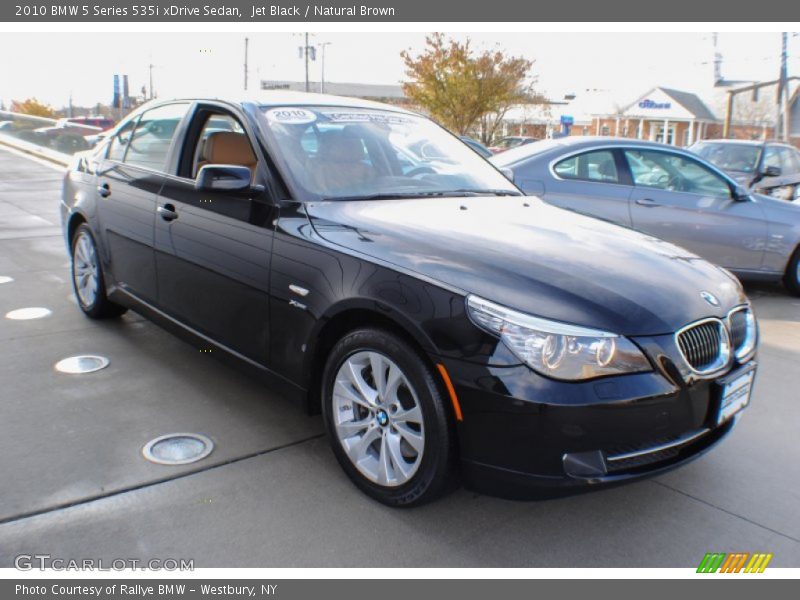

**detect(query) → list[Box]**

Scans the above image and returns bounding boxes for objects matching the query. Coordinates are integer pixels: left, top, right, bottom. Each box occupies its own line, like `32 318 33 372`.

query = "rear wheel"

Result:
784 247 800 297
71 224 127 318
321 328 457 506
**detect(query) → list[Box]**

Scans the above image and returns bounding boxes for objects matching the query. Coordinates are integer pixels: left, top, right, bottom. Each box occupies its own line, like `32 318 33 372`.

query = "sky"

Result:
0 32 797 111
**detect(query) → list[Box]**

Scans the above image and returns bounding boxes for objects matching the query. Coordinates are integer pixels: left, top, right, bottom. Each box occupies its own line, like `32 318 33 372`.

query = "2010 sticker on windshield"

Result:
266 108 317 124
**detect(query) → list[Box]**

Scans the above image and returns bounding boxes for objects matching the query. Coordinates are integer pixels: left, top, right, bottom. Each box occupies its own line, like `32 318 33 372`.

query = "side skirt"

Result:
110 287 308 407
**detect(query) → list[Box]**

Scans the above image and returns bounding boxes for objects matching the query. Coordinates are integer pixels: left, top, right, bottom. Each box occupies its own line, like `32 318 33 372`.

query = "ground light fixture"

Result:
54 355 110 374
142 433 215 466
5 307 52 320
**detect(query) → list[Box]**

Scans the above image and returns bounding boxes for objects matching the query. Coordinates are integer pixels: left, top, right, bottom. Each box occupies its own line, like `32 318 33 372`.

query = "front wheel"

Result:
71 224 127 318
321 328 457 506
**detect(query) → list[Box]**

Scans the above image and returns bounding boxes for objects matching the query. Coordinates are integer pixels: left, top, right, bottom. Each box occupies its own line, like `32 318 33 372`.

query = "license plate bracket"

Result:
715 363 756 425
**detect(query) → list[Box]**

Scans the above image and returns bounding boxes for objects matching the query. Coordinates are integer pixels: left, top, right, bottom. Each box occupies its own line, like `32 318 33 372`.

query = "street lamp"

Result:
318 42 332 94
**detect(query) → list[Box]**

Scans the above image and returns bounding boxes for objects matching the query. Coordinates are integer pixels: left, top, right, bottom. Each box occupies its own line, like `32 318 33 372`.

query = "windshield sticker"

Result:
266 108 317 124
324 111 412 125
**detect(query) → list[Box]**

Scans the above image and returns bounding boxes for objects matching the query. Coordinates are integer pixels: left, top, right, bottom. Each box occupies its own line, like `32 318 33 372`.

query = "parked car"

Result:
492 136 800 296
61 94 757 505
34 116 115 153
489 135 538 154
689 139 800 202
459 136 493 158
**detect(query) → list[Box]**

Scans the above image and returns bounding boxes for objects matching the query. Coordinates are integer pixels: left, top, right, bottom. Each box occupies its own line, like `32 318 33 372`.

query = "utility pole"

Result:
319 41 331 94
148 61 155 100
244 37 249 91
778 32 789 141
304 32 310 92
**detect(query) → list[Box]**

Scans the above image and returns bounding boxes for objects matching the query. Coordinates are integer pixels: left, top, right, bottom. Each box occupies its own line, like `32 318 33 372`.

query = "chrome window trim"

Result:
546 143 740 198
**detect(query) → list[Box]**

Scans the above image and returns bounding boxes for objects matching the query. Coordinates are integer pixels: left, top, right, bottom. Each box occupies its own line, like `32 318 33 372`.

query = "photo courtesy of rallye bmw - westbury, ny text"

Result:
0 0 799 596
15 584 277 597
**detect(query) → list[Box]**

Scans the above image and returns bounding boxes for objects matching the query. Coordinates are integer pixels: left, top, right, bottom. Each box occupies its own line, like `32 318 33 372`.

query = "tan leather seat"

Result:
195 131 257 176
309 127 373 194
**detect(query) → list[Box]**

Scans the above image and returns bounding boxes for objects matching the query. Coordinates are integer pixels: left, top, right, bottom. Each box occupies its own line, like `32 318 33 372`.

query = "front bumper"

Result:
441 335 754 499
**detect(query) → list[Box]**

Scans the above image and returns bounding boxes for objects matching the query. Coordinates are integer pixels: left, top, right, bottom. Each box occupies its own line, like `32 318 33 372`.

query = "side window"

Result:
625 149 731 197
778 147 799 173
762 147 781 172
123 103 190 171
191 113 251 178
106 117 138 162
554 150 619 183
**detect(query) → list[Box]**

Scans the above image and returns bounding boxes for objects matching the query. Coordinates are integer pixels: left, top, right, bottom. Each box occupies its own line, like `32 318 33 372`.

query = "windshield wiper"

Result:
322 192 444 202
436 188 523 197
324 189 522 202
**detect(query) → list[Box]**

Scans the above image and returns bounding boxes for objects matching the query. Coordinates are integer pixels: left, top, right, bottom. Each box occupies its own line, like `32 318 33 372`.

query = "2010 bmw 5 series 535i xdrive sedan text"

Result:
60 93 758 506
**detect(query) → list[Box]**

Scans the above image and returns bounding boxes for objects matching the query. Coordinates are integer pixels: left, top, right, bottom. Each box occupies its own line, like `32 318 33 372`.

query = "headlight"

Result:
466 295 651 381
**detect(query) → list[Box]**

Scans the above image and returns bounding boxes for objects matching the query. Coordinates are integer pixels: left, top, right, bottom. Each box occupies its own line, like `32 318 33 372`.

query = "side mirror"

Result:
733 185 752 202
762 165 781 178
196 164 252 192
499 167 515 182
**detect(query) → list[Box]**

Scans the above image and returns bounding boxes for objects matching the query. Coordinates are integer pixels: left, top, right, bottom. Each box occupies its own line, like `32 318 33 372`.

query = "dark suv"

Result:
690 139 800 202
61 94 758 505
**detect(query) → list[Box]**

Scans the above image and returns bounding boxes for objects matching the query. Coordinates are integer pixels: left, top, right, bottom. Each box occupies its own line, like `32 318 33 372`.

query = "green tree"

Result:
401 34 535 141
10 97 56 118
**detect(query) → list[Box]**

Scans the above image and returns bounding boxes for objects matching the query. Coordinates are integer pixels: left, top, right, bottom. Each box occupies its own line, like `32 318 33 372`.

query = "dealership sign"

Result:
638 99 672 110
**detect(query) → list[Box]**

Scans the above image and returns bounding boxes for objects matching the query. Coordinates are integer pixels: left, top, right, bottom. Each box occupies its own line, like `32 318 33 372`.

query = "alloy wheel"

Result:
72 231 99 308
332 351 425 487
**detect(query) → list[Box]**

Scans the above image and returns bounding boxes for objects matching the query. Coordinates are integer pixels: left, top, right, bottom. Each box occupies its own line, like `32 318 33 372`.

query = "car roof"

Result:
490 136 687 166
150 91 417 115
692 139 766 147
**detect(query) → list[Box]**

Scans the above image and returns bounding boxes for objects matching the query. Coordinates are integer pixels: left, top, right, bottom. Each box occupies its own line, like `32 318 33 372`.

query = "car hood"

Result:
305 196 746 336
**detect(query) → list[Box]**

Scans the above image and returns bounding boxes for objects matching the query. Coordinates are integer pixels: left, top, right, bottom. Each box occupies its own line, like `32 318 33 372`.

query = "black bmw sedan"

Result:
60 93 758 506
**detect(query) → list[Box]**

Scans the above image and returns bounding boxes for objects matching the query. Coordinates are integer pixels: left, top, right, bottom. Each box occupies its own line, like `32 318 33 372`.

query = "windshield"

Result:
258 105 520 201
691 142 761 174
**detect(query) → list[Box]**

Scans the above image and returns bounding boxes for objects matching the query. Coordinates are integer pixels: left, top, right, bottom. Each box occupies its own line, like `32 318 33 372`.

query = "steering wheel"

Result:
405 166 436 178
665 175 688 192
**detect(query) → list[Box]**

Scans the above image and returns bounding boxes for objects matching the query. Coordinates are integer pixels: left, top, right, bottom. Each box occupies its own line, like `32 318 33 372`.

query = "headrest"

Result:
317 127 365 163
203 132 256 166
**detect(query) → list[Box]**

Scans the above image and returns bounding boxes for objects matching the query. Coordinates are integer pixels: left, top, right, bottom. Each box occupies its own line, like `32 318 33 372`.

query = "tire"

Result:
321 328 457 506
784 247 800 297
70 224 127 319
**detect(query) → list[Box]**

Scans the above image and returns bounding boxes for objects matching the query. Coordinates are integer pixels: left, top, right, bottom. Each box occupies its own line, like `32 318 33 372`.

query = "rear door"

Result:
624 147 767 271
94 103 190 303
153 104 277 364
535 148 634 227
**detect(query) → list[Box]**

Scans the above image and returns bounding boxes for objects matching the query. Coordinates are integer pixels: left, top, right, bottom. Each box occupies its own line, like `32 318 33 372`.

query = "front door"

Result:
624 148 767 271
154 107 277 364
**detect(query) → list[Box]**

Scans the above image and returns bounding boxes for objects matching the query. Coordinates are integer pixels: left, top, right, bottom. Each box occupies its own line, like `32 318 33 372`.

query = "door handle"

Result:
97 183 111 198
635 198 661 207
157 204 178 222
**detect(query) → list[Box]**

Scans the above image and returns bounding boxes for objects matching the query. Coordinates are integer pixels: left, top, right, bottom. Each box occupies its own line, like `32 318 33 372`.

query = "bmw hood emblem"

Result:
700 291 721 307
